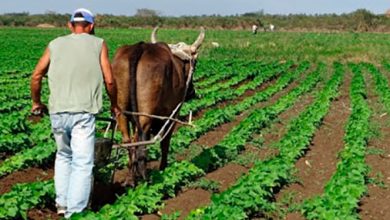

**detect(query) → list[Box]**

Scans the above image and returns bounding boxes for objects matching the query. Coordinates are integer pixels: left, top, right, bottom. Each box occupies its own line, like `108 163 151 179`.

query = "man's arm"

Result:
100 41 120 116
31 47 50 113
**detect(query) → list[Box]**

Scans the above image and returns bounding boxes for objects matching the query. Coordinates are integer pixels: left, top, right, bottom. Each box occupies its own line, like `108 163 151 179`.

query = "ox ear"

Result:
192 51 199 60
151 26 159 43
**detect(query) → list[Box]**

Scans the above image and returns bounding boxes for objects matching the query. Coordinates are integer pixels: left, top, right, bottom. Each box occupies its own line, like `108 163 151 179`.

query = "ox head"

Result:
151 26 205 101
151 26 205 61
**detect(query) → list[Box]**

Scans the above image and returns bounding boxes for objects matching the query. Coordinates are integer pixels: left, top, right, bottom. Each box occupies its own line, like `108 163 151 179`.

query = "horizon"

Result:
1 9 388 17
0 0 389 17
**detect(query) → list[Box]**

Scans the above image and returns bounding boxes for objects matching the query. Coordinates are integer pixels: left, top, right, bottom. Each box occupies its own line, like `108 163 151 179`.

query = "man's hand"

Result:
31 102 48 116
111 105 121 118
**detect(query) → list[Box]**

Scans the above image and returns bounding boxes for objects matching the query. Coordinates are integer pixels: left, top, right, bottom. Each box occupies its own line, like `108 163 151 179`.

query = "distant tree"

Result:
135 8 161 17
4 12 29 16
242 10 264 17
350 9 378 31
44 10 57 15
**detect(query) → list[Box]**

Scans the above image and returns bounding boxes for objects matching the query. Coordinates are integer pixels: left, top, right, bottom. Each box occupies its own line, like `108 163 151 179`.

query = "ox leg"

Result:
136 132 149 180
123 128 138 187
117 114 131 143
117 114 137 187
123 147 137 187
160 128 173 170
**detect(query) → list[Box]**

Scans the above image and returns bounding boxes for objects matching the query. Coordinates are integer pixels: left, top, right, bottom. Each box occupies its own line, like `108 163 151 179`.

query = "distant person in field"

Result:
269 24 275 32
252 24 258 35
30 8 120 218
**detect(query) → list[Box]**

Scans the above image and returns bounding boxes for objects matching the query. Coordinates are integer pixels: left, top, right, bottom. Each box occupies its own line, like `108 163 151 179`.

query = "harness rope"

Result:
113 57 195 149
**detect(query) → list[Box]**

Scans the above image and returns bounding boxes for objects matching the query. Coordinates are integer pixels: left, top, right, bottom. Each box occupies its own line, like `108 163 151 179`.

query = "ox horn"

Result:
191 27 205 51
151 26 159 43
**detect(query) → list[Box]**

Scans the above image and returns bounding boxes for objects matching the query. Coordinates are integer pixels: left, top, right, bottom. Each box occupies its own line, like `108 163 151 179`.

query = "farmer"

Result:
30 8 120 218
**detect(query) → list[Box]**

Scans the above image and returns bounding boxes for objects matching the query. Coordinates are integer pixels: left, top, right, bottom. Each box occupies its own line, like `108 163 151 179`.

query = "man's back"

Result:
47 33 104 114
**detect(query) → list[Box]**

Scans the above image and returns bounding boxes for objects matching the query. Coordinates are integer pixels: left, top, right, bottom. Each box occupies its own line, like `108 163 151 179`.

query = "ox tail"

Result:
129 42 145 136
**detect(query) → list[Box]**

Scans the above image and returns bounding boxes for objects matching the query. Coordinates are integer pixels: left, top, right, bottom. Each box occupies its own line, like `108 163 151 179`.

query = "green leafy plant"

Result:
302 63 370 219
186 178 221 193
187 62 344 219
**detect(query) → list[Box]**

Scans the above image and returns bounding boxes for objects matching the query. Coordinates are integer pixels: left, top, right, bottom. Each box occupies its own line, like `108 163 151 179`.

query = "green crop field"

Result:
1 27 390 219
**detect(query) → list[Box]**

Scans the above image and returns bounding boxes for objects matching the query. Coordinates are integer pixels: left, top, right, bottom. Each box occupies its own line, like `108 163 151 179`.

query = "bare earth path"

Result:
359 68 390 220
270 72 351 220
142 67 320 219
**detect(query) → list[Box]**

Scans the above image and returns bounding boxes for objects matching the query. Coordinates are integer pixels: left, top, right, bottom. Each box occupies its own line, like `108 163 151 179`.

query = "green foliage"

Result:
1 28 389 219
350 9 378 31
302 63 370 219
232 152 259 167
0 122 56 177
186 178 221 193
75 60 317 218
188 62 344 219
72 161 204 219
364 63 390 114
148 61 294 161
367 172 387 189
1 11 389 32
161 211 181 220
0 180 54 220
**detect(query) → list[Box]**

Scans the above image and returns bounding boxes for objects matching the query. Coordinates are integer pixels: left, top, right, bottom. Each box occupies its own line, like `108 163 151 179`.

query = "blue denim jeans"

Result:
50 112 95 218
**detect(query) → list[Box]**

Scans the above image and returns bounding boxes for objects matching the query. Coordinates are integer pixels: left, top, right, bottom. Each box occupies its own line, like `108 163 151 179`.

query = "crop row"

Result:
196 62 271 96
0 180 55 219
0 61 314 219
122 61 306 165
109 61 311 188
0 111 30 135
0 114 51 156
0 63 300 218
0 60 261 155
0 72 31 82
69 62 322 219
195 60 265 89
0 99 31 114
364 63 390 113
0 60 286 176
180 61 290 116
302 63 370 219
186 62 344 219
0 60 257 149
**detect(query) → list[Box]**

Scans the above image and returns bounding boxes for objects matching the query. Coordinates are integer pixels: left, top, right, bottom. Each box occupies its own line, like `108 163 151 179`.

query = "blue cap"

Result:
70 8 94 24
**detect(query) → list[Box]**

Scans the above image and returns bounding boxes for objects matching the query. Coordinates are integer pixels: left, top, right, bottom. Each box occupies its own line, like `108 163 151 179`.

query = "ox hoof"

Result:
122 178 136 188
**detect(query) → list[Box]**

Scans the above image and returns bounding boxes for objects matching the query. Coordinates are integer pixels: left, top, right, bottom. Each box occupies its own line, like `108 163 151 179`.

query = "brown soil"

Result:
6 71 276 219
169 74 282 164
258 88 316 154
143 163 249 220
274 73 351 220
175 67 282 136
206 163 249 189
14 64 387 220
140 68 320 219
359 71 390 220
184 67 304 152
174 75 281 161
28 206 60 220
190 72 280 123
142 189 212 220
0 167 54 195
246 79 319 168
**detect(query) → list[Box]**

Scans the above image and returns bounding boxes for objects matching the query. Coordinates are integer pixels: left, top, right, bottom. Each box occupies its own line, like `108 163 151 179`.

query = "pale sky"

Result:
0 0 388 16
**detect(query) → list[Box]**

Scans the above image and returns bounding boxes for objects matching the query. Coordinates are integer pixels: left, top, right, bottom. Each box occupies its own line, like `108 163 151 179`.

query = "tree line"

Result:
1 9 389 32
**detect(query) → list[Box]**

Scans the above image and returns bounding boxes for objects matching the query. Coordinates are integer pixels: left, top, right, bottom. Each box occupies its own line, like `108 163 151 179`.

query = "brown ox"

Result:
112 27 205 185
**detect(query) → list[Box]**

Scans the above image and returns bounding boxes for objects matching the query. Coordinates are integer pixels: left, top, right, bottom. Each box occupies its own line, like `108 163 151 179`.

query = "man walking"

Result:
30 8 120 218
